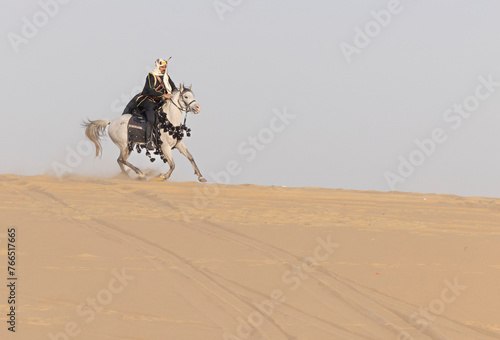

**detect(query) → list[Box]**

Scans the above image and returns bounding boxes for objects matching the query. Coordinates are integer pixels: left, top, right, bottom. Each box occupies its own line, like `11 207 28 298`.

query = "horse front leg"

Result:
175 141 207 182
158 145 175 181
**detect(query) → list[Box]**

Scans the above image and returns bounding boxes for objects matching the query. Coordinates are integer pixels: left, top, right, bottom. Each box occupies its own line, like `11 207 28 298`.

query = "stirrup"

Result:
146 141 154 150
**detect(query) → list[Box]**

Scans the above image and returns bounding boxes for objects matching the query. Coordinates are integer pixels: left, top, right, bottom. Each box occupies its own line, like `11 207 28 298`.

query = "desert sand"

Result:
1 174 500 340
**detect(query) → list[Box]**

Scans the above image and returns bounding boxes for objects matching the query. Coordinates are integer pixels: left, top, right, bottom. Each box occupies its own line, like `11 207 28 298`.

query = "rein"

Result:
169 90 197 128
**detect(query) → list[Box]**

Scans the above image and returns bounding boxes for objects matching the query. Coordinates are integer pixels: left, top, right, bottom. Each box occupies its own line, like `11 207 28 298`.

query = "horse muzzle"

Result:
192 104 201 114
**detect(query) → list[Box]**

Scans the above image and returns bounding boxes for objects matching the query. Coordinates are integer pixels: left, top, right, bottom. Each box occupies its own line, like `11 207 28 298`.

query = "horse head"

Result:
179 84 201 114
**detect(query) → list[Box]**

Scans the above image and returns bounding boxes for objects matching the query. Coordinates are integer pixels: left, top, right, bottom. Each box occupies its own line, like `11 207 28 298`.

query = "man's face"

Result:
159 65 167 74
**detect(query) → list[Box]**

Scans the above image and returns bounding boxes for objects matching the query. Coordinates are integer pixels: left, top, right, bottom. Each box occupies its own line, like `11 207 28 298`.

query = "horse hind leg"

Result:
118 146 146 180
117 148 129 175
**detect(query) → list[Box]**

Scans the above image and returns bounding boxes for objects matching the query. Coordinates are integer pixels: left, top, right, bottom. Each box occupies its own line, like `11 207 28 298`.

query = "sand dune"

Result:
1 174 500 340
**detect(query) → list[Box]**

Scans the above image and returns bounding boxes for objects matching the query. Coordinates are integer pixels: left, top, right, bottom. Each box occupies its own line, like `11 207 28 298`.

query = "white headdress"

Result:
151 58 172 93
152 58 167 76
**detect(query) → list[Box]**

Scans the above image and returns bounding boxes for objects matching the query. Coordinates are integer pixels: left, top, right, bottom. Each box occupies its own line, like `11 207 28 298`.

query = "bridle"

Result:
169 89 197 113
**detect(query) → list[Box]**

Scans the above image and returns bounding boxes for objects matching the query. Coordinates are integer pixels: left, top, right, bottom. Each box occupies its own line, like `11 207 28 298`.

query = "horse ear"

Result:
188 84 192 90
179 83 184 91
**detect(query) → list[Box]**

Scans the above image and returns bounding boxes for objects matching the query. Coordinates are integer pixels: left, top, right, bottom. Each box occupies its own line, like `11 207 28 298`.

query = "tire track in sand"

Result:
1 181 321 340
3 178 499 340
123 185 500 340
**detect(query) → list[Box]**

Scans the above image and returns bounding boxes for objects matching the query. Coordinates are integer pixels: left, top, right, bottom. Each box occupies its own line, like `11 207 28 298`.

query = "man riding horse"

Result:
123 58 177 150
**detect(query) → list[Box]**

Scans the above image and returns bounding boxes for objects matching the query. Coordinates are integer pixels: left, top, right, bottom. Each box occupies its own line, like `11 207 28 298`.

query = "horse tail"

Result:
82 119 111 158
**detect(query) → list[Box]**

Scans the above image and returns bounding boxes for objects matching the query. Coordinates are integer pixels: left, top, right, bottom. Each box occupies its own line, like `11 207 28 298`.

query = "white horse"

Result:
83 84 206 182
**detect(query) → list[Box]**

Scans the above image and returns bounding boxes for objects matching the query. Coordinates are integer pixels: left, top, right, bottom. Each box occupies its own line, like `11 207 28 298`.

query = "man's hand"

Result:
163 94 171 99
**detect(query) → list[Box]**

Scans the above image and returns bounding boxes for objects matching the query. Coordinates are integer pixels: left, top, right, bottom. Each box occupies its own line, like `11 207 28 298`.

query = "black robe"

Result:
122 73 177 115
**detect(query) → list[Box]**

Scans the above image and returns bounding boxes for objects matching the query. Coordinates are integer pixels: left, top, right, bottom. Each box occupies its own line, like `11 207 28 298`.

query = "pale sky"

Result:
2 0 500 198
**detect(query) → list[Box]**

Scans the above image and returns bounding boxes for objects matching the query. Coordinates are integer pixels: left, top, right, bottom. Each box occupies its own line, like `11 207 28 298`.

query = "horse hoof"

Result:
198 177 207 183
150 176 165 182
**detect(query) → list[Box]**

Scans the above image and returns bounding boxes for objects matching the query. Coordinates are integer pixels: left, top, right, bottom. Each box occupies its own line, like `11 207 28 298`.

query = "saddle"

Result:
126 113 166 163
126 104 167 155
125 96 163 149
127 115 148 146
